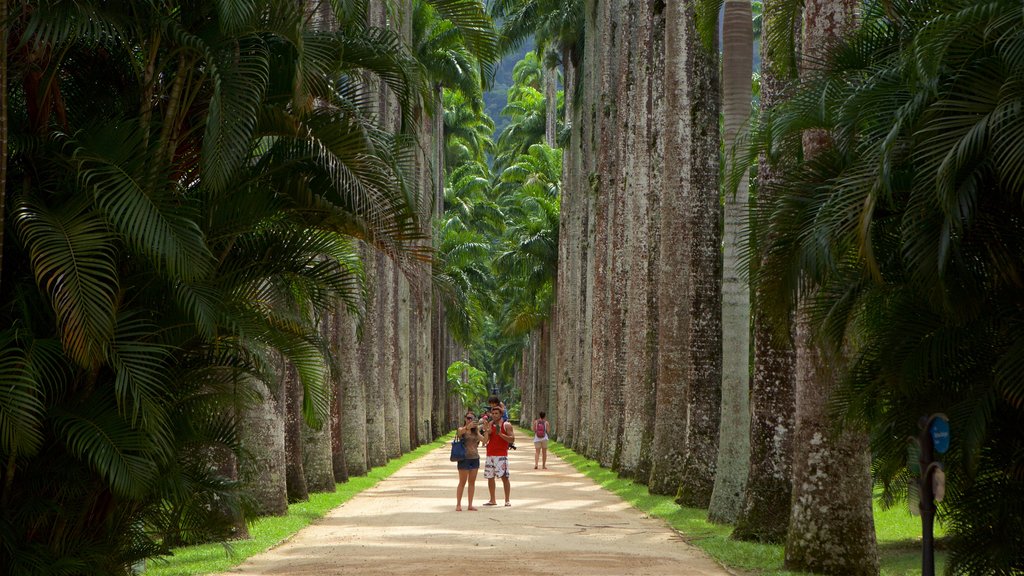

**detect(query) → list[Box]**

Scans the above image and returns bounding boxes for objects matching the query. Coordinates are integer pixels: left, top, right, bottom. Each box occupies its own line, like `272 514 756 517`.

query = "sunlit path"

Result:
215 433 729 576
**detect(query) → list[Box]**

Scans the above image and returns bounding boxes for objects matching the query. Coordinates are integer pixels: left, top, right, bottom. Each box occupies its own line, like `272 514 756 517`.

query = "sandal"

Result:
504 501 512 507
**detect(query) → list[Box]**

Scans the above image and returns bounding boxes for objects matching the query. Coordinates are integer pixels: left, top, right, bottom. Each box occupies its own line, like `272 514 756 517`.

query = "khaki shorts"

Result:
533 437 549 449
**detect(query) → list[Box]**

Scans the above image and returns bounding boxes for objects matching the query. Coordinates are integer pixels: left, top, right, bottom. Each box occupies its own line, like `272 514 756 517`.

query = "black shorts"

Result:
457 458 480 470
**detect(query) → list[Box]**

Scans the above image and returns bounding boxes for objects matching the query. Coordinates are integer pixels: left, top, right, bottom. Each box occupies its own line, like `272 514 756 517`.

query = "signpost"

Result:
918 413 949 576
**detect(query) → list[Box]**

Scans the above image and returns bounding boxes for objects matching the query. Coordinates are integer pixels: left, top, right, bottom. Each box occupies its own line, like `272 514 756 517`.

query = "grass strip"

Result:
547 441 945 576
146 437 448 576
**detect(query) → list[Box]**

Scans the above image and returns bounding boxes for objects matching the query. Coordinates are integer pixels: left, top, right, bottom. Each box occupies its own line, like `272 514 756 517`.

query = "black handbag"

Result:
450 436 467 461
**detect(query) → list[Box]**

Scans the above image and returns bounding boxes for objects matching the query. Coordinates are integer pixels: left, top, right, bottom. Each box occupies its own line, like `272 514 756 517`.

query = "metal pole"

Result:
919 417 935 576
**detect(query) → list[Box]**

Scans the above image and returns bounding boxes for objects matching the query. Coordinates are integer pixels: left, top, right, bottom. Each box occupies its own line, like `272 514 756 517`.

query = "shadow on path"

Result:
215 431 730 576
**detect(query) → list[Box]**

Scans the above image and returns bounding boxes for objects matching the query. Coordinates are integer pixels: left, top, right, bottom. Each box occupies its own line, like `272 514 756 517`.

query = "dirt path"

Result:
216 432 732 576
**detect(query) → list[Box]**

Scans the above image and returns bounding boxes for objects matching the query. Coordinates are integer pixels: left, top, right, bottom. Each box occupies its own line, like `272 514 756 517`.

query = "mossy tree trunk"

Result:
783 0 879 570
732 0 796 539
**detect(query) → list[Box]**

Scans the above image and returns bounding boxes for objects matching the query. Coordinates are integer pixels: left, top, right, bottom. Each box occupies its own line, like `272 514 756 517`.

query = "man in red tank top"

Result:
483 406 515 506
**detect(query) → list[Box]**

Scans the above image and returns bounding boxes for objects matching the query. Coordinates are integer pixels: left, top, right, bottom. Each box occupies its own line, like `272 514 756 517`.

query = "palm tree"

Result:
653 0 724 507
708 0 753 524
493 78 549 172
757 0 1024 570
617 0 661 483
764 0 881 571
0 0 426 569
731 0 798 542
443 90 495 169
489 0 584 143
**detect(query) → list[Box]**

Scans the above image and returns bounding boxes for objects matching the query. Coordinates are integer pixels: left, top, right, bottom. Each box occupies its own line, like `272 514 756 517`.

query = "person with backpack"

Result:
532 412 550 470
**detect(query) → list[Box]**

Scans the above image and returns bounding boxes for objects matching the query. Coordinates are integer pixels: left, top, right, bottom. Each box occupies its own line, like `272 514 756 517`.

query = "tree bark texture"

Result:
708 0 753 524
619 0 660 482
545 61 558 148
338 306 367 478
397 270 412 454
784 313 878 574
284 361 309 503
362 246 388 469
783 0 879 570
302 317 337 493
732 0 796 538
662 0 723 510
239 375 288 516
330 309 349 483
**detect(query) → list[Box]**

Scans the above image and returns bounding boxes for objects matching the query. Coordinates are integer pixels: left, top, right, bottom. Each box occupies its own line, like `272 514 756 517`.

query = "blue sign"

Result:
929 415 950 454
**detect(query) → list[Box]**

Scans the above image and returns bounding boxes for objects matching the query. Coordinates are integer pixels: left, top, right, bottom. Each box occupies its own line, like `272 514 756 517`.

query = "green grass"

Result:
145 437 447 576
547 442 948 576
149 434 945 576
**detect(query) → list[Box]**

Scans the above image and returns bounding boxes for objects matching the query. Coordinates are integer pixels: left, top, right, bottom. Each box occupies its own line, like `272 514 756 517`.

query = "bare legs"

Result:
466 469 478 510
488 476 511 505
456 469 468 511
457 468 479 511
534 443 549 469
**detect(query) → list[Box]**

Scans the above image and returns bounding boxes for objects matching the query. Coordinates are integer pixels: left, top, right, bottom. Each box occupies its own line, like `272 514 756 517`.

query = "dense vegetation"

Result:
0 0 1021 574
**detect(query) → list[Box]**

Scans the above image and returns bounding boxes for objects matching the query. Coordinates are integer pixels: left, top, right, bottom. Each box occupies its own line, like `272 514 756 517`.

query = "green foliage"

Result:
446 360 491 408
443 90 495 168
754 0 1024 571
0 0 425 572
489 0 585 65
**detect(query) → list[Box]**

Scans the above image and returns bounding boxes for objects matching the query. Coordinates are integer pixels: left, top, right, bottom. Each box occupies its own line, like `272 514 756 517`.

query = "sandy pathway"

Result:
216 432 731 576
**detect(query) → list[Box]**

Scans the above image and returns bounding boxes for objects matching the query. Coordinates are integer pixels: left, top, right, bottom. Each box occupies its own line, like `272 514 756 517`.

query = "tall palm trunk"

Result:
338 305 367 477
555 44 587 448
239 375 288 516
708 0 753 524
363 247 388 468
284 361 309 503
668 0 723 509
620 0 659 481
732 0 797 539
302 317 337 493
598 0 636 471
330 313 349 482
576 6 600 455
397 271 412 454
650 0 697 497
544 59 558 147
584 0 622 460
783 0 879 571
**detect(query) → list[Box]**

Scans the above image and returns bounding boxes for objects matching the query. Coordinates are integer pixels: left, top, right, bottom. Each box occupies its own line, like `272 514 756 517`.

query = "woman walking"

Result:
532 411 550 469
455 411 483 511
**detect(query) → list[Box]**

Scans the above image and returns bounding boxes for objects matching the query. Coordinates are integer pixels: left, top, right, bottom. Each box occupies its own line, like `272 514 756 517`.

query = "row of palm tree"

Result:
751 0 1024 570
506 0 1023 572
0 0 504 572
431 43 564 413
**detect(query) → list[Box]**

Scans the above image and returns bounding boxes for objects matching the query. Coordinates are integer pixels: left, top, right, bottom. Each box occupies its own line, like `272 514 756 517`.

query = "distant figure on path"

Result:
455 411 483 511
532 412 549 469
483 405 515 506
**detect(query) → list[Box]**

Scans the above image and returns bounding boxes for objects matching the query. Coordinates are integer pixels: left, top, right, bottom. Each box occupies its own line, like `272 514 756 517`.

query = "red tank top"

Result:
486 421 510 456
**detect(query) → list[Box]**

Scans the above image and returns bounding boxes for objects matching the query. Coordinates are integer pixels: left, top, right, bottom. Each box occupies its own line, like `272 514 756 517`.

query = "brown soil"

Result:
216 431 732 576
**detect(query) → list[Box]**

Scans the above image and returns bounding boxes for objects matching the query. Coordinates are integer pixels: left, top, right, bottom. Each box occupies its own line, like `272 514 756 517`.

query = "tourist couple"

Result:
454 399 551 511
454 398 511 511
